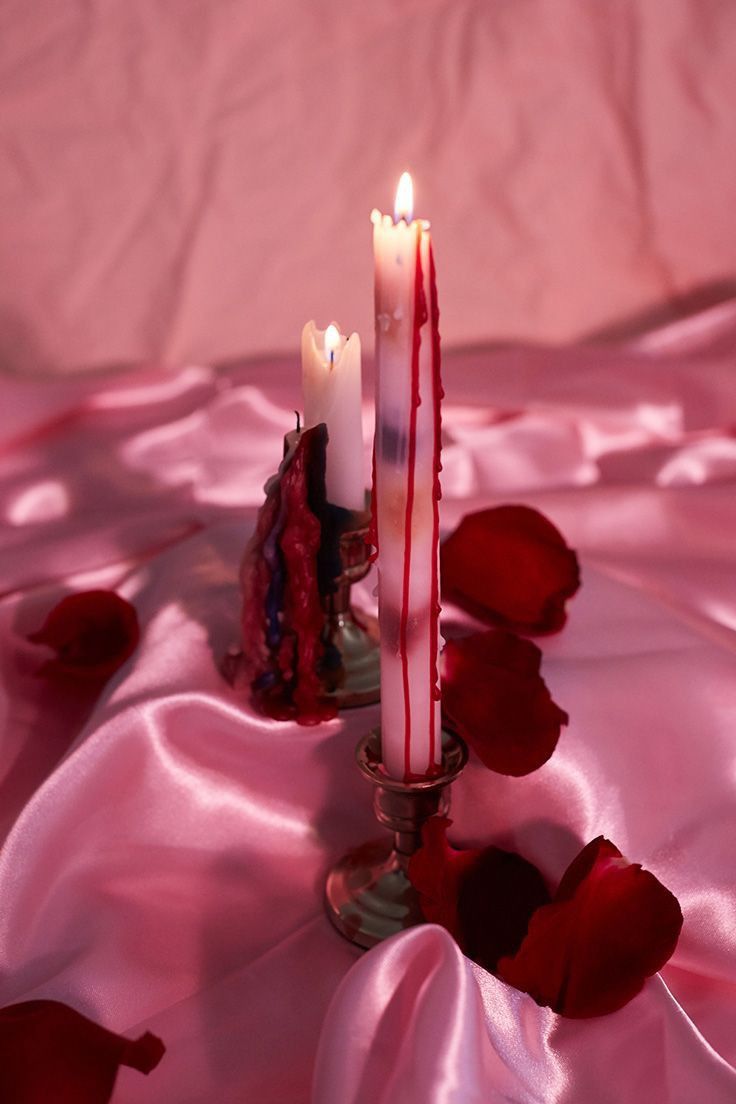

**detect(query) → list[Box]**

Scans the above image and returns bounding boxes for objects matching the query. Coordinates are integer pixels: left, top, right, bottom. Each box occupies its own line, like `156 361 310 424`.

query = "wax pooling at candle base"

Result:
372 175 443 780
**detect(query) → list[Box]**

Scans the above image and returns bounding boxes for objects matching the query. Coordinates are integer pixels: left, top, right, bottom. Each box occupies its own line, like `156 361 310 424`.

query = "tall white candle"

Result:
372 173 442 780
301 321 365 513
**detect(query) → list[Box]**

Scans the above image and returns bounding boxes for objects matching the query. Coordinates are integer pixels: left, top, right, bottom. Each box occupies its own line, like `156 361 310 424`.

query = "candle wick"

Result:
295 410 301 432
329 350 335 366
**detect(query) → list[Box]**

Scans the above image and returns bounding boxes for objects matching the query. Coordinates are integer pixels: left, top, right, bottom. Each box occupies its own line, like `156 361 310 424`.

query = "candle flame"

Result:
324 323 341 364
394 172 413 223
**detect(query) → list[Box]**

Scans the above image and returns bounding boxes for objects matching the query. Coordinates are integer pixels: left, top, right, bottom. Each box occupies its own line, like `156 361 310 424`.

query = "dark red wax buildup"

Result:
240 424 338 724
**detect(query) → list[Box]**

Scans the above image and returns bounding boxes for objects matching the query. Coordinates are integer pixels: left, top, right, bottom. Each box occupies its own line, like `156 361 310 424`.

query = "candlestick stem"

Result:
324 511 380 709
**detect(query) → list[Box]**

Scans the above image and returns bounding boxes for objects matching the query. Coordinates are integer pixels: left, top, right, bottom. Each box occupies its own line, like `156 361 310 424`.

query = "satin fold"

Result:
1 302 736 1101
314 927 736 1104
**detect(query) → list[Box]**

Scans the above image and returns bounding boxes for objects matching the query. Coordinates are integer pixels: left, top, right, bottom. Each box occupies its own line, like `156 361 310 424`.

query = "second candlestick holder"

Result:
325 727 468 949
325 511 380 708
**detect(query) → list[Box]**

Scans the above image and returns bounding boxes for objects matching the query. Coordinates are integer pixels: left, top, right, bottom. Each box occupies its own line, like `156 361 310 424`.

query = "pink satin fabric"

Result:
1 304 736 1101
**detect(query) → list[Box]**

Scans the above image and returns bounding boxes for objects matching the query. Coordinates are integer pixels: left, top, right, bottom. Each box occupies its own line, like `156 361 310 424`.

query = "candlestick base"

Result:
325 727 467 949
324 511 380 709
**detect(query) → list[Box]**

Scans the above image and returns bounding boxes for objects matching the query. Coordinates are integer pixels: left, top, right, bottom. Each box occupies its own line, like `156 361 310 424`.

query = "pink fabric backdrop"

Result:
0 301 735 1101
2 0 736 375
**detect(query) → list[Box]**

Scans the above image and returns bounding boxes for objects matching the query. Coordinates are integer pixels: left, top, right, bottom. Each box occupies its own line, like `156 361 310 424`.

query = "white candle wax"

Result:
301 321 365 513
372 174 442 780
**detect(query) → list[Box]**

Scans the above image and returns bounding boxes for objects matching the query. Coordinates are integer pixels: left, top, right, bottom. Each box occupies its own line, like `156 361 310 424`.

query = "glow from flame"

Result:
394 172 414 223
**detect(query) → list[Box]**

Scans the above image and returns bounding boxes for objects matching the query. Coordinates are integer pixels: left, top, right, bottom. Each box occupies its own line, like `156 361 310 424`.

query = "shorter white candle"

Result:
301 320 365 513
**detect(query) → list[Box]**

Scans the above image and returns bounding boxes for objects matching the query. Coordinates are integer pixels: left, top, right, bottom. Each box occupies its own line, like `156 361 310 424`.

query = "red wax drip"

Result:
240 427 335 724
240 481 281 676
399 229 427 779
367 440 378 562
427 242 443 774
279 441 328 721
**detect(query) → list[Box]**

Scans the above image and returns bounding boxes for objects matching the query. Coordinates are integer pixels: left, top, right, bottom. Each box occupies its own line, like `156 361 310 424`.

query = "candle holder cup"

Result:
324 509 380 709
325 727 468 949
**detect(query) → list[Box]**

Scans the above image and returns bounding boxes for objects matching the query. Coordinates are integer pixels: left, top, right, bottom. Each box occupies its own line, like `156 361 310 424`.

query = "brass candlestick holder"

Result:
324 510 380 709
325 727 468 949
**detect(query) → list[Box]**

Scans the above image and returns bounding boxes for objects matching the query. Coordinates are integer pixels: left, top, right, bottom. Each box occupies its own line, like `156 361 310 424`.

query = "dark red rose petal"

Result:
0 1000 165 1103
441 629 568 776
28 591 140 682
497 836 684 1017
408 817 551 972
407 816 477 939
441 505 580 633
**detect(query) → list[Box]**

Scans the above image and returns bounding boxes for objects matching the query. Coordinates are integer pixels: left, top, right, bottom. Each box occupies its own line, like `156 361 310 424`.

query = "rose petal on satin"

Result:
441 504 581 633
408 817 551 972
27 590 140 681
407 816 480 940
0 1000 164 1103
497 836 684 1017
441 629 568 776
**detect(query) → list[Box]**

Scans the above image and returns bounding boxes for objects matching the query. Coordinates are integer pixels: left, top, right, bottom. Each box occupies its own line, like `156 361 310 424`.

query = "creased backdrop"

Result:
0 301 735 1101
1 0 736 374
